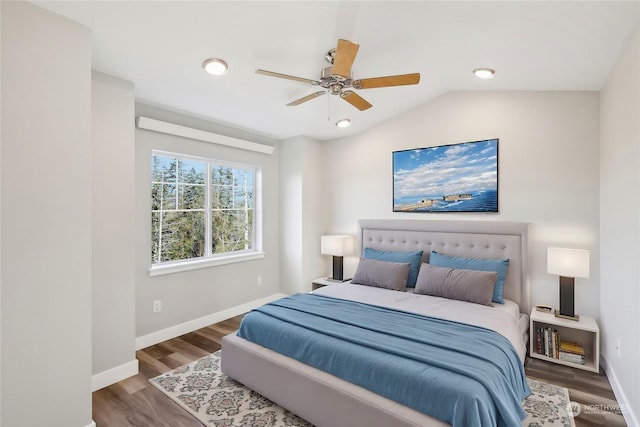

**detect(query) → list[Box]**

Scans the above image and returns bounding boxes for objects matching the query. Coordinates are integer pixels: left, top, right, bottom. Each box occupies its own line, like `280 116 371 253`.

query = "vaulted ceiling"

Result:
34 1 639 141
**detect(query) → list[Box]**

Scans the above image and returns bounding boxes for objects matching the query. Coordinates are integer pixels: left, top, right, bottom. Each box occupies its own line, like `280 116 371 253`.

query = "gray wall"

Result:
600 25 640 426
1 2 93 426
321 91 601 318
134 103 281 340
91 72 137 384
279 136 327 294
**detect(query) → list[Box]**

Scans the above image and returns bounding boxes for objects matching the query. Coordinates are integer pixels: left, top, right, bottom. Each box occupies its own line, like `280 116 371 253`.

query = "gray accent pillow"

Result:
352 258 410 291
414 263 497 306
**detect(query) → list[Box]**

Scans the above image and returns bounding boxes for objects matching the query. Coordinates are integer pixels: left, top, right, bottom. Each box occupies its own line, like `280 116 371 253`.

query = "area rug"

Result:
150 351 575 427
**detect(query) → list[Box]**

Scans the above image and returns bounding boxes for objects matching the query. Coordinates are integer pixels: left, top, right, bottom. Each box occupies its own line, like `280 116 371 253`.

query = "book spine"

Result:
544 328 550 357
559 348 585 355
559 353 585 361
559 352 585 364
559 343 585 355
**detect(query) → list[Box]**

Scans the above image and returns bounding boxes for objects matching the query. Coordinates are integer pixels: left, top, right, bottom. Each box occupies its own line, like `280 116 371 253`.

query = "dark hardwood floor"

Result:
525 357 626 426
93 315 626 426
92 315 243 427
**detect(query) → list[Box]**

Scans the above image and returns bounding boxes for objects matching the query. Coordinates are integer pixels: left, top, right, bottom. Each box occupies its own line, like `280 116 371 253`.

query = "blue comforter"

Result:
237 293 530 427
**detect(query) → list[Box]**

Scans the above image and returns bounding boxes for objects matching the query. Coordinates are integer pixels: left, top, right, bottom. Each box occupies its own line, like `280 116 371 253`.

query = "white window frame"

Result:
150 150 264 276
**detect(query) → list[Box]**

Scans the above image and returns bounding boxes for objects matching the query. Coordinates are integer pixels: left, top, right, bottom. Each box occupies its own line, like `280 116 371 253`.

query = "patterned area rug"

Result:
523 378 576 427
150 351 575 427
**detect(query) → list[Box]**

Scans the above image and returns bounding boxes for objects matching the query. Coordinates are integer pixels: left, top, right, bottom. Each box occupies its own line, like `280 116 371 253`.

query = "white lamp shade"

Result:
321 235 353 256
547 248 590 278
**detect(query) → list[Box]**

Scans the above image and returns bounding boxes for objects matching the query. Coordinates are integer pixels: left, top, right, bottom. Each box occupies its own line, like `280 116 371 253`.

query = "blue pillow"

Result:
429 251 510 304
363 248 423 288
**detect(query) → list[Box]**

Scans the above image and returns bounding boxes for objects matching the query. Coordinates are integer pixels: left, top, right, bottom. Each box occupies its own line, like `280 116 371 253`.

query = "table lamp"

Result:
547 247 590 321
321 235 353 282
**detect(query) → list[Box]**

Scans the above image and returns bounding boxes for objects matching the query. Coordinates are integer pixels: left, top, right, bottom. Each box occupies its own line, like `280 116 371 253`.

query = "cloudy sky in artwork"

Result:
393 139 498 199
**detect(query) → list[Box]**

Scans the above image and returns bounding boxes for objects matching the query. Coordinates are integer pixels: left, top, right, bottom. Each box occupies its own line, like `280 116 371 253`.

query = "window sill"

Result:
149 252 266 276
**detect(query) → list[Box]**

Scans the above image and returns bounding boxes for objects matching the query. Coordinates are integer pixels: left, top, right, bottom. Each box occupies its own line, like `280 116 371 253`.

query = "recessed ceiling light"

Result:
336 119 351 128
202 58 228 76
473 68 495 79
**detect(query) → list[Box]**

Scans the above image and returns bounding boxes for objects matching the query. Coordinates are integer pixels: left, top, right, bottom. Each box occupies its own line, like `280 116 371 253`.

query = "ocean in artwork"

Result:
394 189 498 213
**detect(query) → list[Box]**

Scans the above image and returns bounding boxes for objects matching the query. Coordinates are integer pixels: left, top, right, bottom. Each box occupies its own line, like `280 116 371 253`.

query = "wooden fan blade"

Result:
354 73 420 89
332 39 359 79
340 90 372 111
256 69 319 85
287 91 327 106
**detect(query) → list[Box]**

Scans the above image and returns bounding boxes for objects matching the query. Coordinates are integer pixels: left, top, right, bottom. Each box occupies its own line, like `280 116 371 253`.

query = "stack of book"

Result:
535 326 559 358
535 327 586 365
559 341 586 365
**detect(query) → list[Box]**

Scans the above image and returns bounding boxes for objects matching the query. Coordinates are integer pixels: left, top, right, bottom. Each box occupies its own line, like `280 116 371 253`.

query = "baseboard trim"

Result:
92 359 139 392
601 356 639 427
135 293 287 350
86 421 97 427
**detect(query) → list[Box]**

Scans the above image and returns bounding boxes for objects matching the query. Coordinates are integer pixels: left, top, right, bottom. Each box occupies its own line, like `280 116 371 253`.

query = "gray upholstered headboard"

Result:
357 219 530 313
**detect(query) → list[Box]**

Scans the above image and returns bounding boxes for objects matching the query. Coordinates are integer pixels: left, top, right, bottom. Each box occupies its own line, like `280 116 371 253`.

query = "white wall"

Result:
0 4 3 419
279 136 327 294
300 138 328 286
600 25 640 427
322 91 601 317
91 72 137 388
1 2 93 426
134 103 281 341
279 138 304 294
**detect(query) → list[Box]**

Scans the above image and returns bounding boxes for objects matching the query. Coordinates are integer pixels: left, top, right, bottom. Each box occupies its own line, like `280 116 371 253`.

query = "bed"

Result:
221 219 531 427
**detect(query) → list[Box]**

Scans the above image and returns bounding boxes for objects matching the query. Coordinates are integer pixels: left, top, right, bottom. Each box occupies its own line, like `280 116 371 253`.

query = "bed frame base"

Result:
221 333 447 427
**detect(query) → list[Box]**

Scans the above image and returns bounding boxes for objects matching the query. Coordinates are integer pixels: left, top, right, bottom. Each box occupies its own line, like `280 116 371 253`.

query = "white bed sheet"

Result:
313 283 528 362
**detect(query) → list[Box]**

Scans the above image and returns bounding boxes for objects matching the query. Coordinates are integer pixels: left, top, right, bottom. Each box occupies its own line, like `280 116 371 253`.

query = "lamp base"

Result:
554 310 580 321
330 255 345 281
325 277 352 283
558 275 578 319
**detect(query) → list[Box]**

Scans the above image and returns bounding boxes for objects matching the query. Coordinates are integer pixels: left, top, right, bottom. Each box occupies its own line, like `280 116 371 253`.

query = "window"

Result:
151 151 261 271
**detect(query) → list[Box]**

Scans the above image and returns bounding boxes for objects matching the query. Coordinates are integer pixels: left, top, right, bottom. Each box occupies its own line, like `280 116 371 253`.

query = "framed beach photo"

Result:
393 138 499 213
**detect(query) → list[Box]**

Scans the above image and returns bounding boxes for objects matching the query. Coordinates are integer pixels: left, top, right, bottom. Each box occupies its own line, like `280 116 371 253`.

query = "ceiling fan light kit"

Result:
256 39 420 111
202 58 228 76
473 68 495 79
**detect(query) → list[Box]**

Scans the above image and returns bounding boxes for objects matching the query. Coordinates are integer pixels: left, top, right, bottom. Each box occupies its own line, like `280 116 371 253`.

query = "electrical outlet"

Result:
153 300 162 313
616 338 621 358
257 276 263 287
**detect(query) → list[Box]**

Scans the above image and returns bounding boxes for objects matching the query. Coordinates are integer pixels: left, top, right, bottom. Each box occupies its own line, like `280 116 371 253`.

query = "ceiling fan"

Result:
256 39 420 111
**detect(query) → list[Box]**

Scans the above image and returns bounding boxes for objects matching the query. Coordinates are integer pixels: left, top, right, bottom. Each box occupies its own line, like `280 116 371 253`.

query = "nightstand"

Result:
529 307 600 373
311 277 351 291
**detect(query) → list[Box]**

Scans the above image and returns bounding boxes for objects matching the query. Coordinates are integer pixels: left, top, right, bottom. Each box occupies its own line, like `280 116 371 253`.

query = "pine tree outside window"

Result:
151 151 259 269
